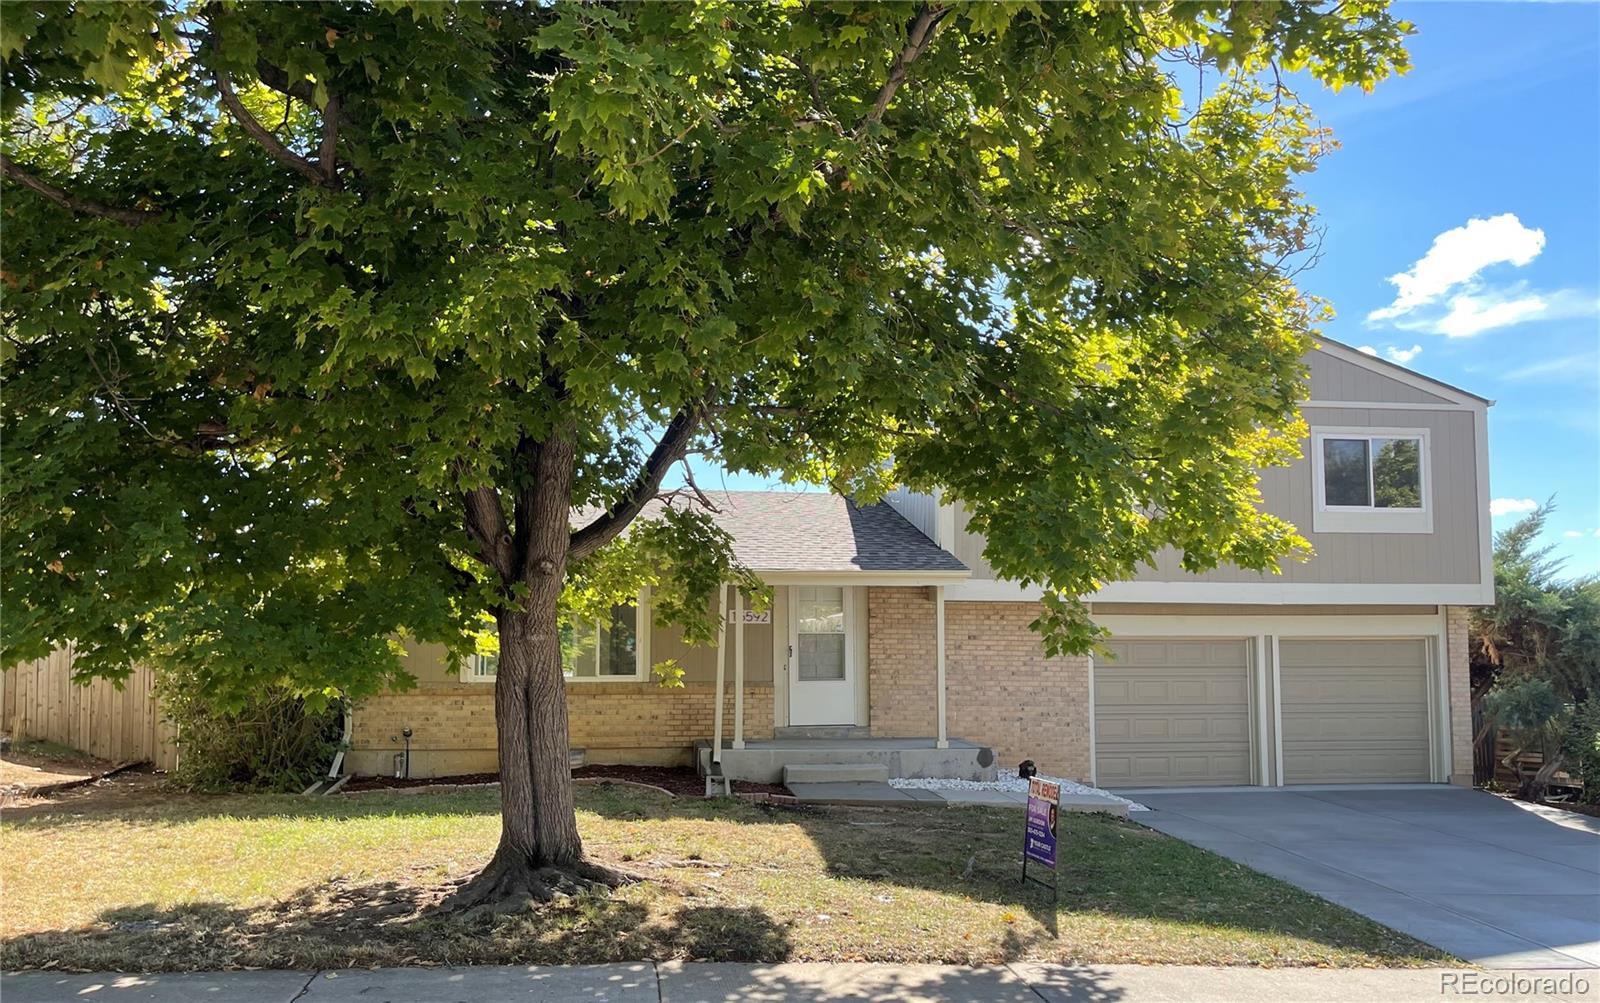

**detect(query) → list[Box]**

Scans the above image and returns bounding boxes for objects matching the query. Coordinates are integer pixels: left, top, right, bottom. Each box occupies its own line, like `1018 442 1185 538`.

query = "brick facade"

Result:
866 587 939 737
945 601 1091 780
865 588 1091 780
348 680 773 778
1445 605 1473 785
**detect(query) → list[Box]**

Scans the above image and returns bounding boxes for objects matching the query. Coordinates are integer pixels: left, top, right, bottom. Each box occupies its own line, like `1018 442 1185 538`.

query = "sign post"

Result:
1022 776 1060 894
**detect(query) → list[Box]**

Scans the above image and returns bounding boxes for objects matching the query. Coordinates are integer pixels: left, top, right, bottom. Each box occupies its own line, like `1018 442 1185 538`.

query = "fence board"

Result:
0 651 177 770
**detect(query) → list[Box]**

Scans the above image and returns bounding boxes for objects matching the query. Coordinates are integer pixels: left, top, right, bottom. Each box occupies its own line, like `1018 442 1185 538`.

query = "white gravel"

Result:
887 774 1149 811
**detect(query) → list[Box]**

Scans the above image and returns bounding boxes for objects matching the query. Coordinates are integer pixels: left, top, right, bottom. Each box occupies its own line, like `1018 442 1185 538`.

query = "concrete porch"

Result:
695 736 999 785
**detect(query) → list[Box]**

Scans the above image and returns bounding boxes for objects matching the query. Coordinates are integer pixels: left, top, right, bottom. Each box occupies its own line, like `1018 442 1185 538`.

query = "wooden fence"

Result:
1 649 179 769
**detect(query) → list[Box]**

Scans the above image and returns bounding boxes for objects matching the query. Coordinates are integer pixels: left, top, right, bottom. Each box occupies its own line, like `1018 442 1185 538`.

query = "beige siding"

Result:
952 504 996 580
1092 603 1438 617
946 347 1485 590
884 486 940 541
1306 349 1452 404
1126 406 1482 586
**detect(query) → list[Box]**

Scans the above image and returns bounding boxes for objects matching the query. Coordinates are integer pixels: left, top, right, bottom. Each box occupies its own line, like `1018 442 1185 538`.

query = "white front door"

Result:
788 585 856 726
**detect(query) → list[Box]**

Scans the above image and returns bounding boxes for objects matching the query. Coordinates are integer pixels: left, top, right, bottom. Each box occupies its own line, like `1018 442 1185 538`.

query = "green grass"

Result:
0 784 1451 971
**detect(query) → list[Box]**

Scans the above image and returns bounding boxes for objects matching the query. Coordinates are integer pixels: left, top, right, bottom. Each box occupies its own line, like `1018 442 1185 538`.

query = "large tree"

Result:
2 2 1408 907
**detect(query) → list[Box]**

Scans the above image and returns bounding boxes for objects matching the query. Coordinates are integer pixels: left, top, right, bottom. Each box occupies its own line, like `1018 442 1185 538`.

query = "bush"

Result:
163 682 345 792
1563 699 1600 805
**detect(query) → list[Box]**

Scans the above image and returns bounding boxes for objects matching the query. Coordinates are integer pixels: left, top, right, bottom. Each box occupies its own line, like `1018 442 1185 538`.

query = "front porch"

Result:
695 735 997 785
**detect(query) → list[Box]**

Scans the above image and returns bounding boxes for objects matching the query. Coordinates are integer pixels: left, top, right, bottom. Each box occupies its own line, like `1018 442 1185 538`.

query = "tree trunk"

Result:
443 436 629 913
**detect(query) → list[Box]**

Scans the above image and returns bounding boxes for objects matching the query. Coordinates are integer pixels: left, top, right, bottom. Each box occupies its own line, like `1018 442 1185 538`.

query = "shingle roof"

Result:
589 490 969 575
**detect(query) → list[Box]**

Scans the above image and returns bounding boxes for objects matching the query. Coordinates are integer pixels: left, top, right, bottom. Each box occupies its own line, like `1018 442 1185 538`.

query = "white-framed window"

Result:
466 653 499 681
561 603 645 682
462 592 649 683
1311 427 1432 534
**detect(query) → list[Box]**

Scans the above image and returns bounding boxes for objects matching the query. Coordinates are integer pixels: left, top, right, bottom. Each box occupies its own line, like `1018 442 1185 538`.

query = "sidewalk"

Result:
5 962 1595 1002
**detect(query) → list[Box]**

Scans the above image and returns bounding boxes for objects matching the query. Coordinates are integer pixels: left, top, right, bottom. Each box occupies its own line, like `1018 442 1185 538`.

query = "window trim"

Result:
1310 426 1433 535
462 589 650 684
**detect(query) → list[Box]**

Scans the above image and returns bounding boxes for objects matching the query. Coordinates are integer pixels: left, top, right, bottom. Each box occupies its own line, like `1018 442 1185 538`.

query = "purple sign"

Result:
1024 778 1060 870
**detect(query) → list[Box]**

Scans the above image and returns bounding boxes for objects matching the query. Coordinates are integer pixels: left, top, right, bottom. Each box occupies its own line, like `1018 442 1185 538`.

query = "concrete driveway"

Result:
1129 786 1600 969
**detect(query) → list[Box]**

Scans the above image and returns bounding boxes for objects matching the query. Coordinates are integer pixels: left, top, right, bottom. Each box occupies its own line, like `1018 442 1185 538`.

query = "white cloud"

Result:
1369 213 1546 324
1433 289 1548 338
1365 214 1596 338
1566 530 1585 538
1357 344 1422 364
1490 498 1539 518
1502 352 1600 383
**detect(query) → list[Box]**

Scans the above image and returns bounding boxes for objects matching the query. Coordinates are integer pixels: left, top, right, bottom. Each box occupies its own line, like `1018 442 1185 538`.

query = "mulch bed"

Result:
343 764 790 798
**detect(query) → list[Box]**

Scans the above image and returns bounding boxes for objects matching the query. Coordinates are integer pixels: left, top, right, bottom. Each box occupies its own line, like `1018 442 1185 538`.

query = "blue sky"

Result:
689 2 1600 578
1299 1 1599 576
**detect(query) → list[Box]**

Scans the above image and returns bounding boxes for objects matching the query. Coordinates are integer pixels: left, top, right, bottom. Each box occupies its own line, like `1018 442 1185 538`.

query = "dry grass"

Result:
0 782 1452 971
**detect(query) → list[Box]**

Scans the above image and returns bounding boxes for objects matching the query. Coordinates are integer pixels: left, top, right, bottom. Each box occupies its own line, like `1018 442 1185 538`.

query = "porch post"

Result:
733 588 746 749
712 582 728 764
936 584 948 749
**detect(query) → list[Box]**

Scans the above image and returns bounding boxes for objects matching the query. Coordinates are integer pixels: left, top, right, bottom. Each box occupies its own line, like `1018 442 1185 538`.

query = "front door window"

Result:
796 587 846 681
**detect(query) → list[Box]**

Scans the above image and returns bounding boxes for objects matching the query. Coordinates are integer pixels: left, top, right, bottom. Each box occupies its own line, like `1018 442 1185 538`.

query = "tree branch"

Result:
254 57 318 103
856 5 951 137
462 484 516 582
213 69 341 190
568 405 703 563
0 154 163 226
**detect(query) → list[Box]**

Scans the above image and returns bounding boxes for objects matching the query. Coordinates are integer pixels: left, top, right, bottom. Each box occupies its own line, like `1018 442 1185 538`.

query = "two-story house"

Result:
348 337 1491 789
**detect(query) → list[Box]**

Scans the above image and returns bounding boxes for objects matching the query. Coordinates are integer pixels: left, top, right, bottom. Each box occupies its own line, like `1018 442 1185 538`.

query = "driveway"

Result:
1129 786 1600 969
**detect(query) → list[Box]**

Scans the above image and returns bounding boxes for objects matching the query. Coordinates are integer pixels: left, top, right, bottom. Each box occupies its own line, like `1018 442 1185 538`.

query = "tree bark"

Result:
443 434 628 913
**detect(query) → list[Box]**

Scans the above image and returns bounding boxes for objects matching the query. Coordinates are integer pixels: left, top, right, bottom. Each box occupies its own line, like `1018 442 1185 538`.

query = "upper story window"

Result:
463 600 645 683
1311 427 1432 534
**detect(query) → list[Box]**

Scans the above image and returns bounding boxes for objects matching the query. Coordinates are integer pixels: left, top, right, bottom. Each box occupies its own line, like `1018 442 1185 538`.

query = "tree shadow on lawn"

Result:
3 784 1443 969
2 880 796 973
1 780 504 828
584 790 1448 966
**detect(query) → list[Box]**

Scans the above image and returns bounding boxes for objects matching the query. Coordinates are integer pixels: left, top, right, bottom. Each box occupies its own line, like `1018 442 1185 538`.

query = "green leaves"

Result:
3 1 1408 697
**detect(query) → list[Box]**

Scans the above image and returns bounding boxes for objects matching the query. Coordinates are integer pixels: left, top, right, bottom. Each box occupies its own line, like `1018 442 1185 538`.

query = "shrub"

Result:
1563 699 1600 805
163 682 345 792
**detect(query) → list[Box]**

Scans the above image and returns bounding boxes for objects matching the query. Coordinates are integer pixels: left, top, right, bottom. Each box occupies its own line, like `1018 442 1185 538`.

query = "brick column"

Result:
1446 605 1474 785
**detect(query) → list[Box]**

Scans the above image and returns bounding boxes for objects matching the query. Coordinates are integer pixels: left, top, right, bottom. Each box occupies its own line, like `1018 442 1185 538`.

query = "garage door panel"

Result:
1280 639 1431 784
1094 638 1251 788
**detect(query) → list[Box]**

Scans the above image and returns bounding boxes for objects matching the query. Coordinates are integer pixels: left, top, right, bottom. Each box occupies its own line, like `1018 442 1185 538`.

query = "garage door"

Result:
1094 639 1252 787
1279 639 1431 784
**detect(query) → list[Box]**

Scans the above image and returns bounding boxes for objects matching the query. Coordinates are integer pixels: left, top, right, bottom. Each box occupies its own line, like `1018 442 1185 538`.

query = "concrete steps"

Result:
782 763 890 785
772 725 872 741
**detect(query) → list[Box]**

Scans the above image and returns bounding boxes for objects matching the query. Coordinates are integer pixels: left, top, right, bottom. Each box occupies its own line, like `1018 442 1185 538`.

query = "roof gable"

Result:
1311 337 1491 406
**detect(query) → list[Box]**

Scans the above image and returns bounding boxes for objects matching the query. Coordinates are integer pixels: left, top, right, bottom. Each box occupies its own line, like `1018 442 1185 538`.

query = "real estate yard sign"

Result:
1022 777 1060 892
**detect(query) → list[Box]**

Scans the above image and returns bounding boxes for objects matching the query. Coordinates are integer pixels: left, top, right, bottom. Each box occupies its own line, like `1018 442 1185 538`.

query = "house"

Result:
346 338 1493 789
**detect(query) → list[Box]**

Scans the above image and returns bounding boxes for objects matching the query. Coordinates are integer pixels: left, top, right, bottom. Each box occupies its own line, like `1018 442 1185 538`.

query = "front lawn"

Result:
0 782 1450 971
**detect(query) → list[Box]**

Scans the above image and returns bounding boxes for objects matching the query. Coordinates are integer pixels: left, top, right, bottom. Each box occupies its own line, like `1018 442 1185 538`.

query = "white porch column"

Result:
733 588 747 749
712 582 728 764
935 584 948 749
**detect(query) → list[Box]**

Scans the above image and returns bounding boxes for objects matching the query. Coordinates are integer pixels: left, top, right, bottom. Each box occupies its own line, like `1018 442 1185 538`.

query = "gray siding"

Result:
884 486 939 542
953 504 997 580
1307 349 1452 404
1127 406 1482 585
953 405 1482 586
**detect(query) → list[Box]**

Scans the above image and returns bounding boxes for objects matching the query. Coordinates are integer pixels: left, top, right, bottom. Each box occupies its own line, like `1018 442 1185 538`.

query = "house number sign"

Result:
726 609 771 624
